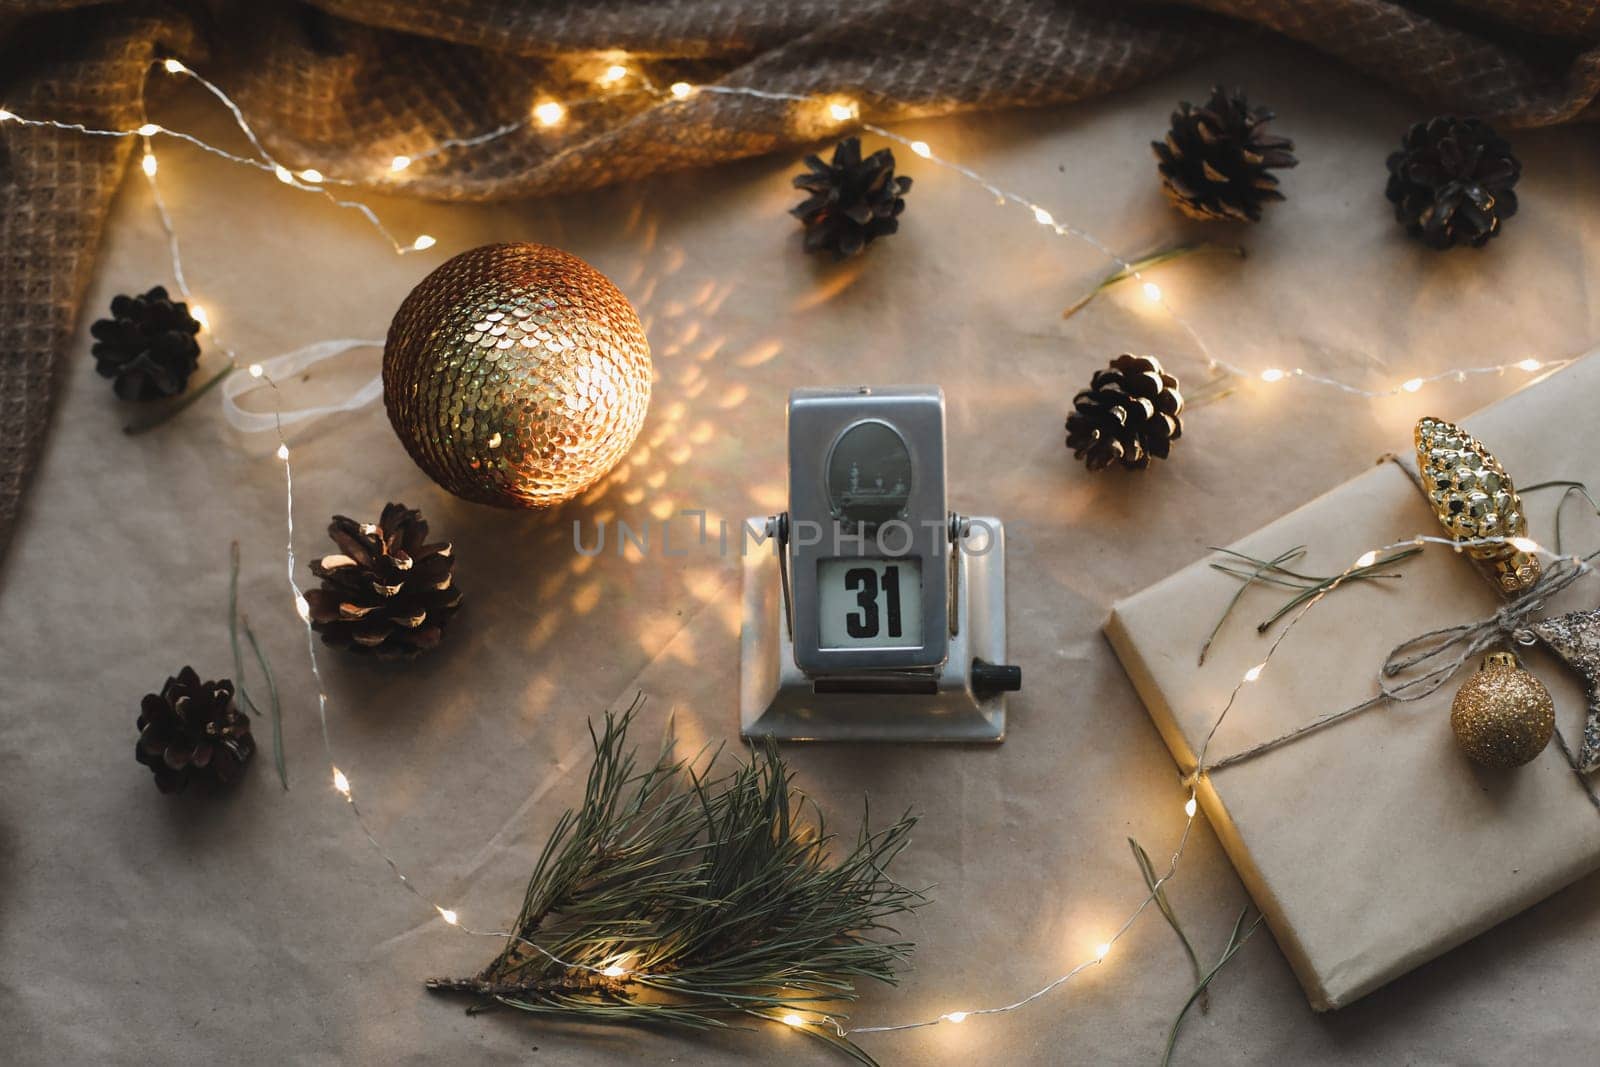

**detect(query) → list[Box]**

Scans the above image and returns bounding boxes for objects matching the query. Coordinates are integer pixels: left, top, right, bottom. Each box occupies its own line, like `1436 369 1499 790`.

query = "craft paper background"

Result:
4 43 1600 1064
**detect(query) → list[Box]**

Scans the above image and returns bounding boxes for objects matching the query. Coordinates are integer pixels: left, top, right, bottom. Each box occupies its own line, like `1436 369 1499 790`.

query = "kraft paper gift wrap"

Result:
1106 353 1600 1011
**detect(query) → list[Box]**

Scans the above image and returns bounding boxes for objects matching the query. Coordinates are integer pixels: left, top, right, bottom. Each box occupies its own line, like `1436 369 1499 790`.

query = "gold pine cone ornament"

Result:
383 242 652 508
1450 652 1554 768
1414 418 1539 594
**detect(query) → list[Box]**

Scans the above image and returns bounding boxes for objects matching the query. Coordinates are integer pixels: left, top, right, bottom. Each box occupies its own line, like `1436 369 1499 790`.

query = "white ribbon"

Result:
221 337 387 433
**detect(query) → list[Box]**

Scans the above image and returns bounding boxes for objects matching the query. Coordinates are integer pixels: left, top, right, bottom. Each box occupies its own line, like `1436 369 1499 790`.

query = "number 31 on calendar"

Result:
817 557 924 649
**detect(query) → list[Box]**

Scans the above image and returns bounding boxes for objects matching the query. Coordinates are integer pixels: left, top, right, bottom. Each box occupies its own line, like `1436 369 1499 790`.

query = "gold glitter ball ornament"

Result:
1449 651 1554 768
383 242 652 508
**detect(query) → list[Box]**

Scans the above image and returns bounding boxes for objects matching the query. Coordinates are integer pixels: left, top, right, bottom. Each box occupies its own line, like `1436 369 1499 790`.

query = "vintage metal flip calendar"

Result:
740 386 1019 741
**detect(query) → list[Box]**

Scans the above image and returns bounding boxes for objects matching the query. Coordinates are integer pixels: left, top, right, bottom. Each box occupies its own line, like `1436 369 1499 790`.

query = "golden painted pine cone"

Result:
1414 417 1539 594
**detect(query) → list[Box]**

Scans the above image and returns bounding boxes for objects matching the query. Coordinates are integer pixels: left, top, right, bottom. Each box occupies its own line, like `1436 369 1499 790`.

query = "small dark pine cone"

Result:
1153 86 1297 223
135 667 255 794
1066 354 1184 471
305 502 462 661
90 285 202 401
1385 116 1520 250
791 136 912 258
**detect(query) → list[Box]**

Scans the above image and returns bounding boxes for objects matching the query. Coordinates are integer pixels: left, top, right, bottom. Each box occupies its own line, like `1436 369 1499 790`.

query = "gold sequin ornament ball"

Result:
1450 652 1554 768
383 243 652 508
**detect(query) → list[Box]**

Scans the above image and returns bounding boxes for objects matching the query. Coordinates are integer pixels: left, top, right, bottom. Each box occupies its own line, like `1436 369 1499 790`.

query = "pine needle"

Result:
1200 545 1421 662
229 542 287 790
1520 480 1600 557
1129 838 1207 1012
1161 908 1264 1067
124 362 236 435
227 542 258 718
1062 242 1245 320
1198 546 1304 665
242 614 287 791
429 699 925 1065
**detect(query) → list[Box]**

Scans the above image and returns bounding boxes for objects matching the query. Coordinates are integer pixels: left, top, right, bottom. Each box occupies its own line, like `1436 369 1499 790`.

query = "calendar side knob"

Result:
971 658 1021 697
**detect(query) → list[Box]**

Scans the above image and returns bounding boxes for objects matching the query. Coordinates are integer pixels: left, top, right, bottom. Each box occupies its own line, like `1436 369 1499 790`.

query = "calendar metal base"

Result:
739 516 1009 743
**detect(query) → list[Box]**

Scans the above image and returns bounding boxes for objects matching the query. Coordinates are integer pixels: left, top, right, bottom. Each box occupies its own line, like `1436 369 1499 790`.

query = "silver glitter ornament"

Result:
1531 607 1600 773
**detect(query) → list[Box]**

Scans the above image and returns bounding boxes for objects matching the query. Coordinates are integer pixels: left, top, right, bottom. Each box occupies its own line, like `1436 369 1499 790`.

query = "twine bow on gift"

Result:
1198 554 1600 794
1378 557 1587 703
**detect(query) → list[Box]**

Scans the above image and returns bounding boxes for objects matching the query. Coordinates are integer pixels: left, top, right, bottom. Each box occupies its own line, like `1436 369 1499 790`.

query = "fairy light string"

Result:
14 50 1596 1047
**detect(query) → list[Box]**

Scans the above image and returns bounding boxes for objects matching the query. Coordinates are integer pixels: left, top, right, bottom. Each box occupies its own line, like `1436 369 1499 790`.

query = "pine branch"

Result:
429 699 925 1065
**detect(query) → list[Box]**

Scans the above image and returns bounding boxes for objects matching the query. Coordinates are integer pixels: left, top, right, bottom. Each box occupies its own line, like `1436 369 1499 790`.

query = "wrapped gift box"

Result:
1106 354 1600 1011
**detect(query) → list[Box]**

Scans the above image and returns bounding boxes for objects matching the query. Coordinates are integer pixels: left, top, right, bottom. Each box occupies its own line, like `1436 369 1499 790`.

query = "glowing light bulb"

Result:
827 100 858 122
1401 377 1424 393
436 907 459 925
781 1013 804 1028
390 154 412 172
248 363 264 378
274 164 294 184
298 168 323 183
138 122 160 137
1356 550 1378 568
1243 663 1265 683
190 305 209 331
1260 368 1285 383
909 140 931 158
669 82 694 100
162 58 186 74
141 153 158 177
1510 536 1540 554
293 592 309 619
0 109 14 122
411 234 437 251
1095 942 1112 961
332 767 351 796
1518 358 1542 372
1032 206 1054 226
1184 796 1197 818
599 64 629 85
601 965 626 978
277 444 292 462
533 101 565 127
945 1011 967 1024
1141 281 1162 302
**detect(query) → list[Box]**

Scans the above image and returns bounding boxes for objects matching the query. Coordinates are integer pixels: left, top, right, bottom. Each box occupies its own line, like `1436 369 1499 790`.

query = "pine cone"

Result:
1153 87 1297 223
1066 355 1184 471
1385 116 1520 250
791 137 912 258
305 502 462 661
90 285 202 401
135 667 255 793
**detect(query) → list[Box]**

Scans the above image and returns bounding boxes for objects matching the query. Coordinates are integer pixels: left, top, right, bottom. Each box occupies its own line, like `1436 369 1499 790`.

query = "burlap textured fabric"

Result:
1 0 1597 566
